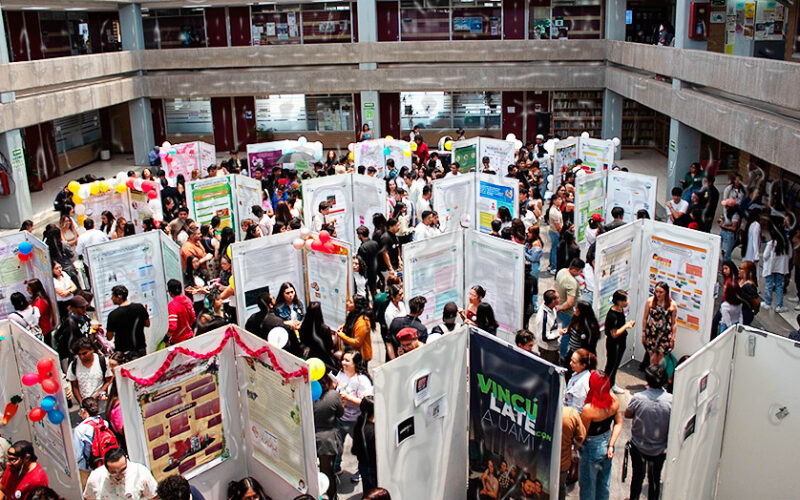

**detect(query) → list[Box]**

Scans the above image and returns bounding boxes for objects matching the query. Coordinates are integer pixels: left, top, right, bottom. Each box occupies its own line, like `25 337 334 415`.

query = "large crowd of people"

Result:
1 128 794 500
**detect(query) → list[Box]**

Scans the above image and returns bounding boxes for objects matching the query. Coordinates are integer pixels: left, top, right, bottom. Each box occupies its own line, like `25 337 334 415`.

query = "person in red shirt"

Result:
167 279 196 345
0 440 48 500
27 279 54 342
413 136 429 166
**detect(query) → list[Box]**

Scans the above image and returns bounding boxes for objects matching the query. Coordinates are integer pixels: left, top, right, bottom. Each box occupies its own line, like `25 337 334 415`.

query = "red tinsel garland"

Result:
119 327 308 386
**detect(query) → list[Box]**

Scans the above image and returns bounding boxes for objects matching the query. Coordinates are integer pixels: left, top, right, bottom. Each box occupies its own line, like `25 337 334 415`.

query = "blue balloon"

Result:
40 396 57 412
383 147 391 155
311 380 322 401
47 409 64 425
18 242 33 255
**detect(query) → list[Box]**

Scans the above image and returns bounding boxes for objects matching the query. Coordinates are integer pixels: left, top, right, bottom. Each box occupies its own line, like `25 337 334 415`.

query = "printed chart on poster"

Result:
605 171 657 223
403 233 463 328
432 175 474 232
594 235 635 329
476 175 517 233
305 246 351 329
242 358 308 491
578 137 615 172
189 178 234 230
136 357 225 482
574 171 606 245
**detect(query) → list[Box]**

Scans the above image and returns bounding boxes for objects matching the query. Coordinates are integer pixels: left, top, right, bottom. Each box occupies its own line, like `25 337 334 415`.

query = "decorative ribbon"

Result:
119 327 308 386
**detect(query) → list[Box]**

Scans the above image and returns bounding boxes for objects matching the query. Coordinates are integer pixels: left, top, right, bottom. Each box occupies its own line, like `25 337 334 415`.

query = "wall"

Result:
205 8 228 48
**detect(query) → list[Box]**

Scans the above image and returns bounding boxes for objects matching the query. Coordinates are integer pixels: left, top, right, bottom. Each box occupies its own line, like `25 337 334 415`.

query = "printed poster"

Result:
404 242 461 328
432 175 475 232
605 171 656 223
553 138 578 189
137 357 225 481
305 246 350 329
478 139 516 176
190 178 234 230
574 172 606 245
595 237 634 329
0 238 30 319
477 179 516 233
248 150 282 177
469 331 560 499
466 235 523 336
579 137 614 172
453 144 478 172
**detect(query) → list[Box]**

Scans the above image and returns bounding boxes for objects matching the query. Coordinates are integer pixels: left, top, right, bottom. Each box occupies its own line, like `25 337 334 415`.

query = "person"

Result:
564 300 600 362
479 459 500 499
181 228 212 270
76 218 110 263
274 282 306 330
52 262 78 319
83 448 158 500
227 477 269 500
337 295 373 364
334 351 374 481
700 174 719 231
356 226 380 296
54 295 93 364
430 301 460 340
156 475 206 500
388 295 428 354
359 123 373 142
168 207 191 243
564 349 596 412
378 217 403 279
67 337 113 405
718 200 741 260
167 279 195 345
245 290 272 337
475 302 499 335
413 136 429 166
718 281 743 335
352 396 377 493
665 187 688 225
60 215 79 250
604 290 635 393
625 365 672 500
459 285 485 325
297 302 336 368
555 258 584 357
99 211 117 236
515 329 535 352
547 194 564 274
604 207 625 232
579 372 623 500
737 261 760 325
353 256 370 299
9 292 42 340
762 222 790 312
560 406 586 500
312 201 333 232
679 162 704 201
0 441 48 500
395 328 421 356
183 255 211 316
72 397 116 472
105 285 150 356
742 208 762 263
533 289 560 365
383 285 406 340
314 374 343 500
642 281 677 367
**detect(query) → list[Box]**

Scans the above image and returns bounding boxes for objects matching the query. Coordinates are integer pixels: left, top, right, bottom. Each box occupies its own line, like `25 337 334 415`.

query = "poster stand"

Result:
116 325 319 500
185 174 263 241
231 230 352 329
353 138 412 178
0 232 59 325
86 231 183 353
246 140 323 177
431 172 519 234
0 321 82 499
160 141 216 182
553 136 616 191
72 180 163 234
603 170 658 224
451 137 516 176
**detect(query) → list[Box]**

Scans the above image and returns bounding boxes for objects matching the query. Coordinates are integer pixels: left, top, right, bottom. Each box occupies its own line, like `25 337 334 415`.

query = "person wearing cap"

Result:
532 134 546 157
396 328 421 356
388 296 428 354
55 294 94 363
429 302 460 341
586 213 604 247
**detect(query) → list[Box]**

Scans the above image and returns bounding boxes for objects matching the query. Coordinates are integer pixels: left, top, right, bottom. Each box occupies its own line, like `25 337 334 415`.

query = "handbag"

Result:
10 312 44 341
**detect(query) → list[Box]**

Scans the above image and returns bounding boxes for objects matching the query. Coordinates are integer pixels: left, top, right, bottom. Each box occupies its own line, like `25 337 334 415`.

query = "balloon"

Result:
162 141 171 149
444 140 453 151
18 252 31 262
267 327 289 348
77 215 87 226
292 238 305 250
581 131 590 139
29 407 46 422
307 358 325 382
514 140 523 150
229 276 234 288
311 381 323 401
298 136 308 144
188 149 195 155
89 183 100 195
300 227 311 239
318 230 331 243
310 240 323 252
72 194 82 205
403 151 411 157
22 372 40 386
47 409 64 425
126 179 135 189
165 156 174 164
40 377 59 394
74 203 86 216
37 358 54 374
40 396 56 412
305 239 314 250
115 184 127 194
385 135 393 140
99 182 109 192
323 242 336 253
410 142 418 152
612 137 621 147
347 143 355 152
383 147 391 155
226 246 232 259
169 148 176 155
67 181 80 194
348 152 354 161
133 179 144 191
318 470 330 493
18 242 32 255
147 190 158 200
79 186 90 199
159 150 168 159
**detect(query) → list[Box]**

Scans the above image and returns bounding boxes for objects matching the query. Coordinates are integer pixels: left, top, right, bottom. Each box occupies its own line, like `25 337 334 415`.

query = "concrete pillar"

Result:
119 3 145 51
667 119 701 194
360 90 380 138
357 0 380 136
601 89 623 141
674 0 707 51
605 0 626 41
357 0 377 43
120 4 154 165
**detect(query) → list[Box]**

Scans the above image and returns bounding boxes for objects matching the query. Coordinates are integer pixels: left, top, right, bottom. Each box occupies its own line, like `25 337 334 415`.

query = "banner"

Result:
578 137 615 172
469 330 563 500
605 170 657 223
476 173 518 234
246 140 323 177
432 174 475 232
247 148 282 177
574 171 606 246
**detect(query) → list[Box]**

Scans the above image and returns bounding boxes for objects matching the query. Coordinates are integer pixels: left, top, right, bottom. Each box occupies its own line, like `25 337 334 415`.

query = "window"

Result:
401 92 452 130
256 94 354 132
400 91 500 130
54 111 101 153
165 98 213 135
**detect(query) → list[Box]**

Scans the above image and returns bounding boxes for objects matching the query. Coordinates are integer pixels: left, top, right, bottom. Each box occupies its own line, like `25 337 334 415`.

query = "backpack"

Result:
86 417 119 469
70 354 107 378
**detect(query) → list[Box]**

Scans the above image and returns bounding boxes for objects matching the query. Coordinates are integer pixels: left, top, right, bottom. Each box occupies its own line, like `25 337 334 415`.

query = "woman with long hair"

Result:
497 206 513 229
274 201 293 227
604 290 634 393
510 219 526 245
762 222 790 312
52 262 77 320
475 302 499 335
565 299 601 357
334 350 373 481
359 123 373 142
183 255 210 316
314 374 343 500
298 302 335 369
738 261 760 325
556 227 580 272
217 227 235 263
227 477 270 500
337 294 373 365
579 372 623 500
100 210 116 235
43 224 79 285
371 213 388 242
27 279 54 345
564 348 597 411
459 285 485 325
353 256 369 299
59 215 79 250
641 282 677 366
111 217 127 240
352 396 377 492
274 282 306 330
244 223 262 240
392 202 413 245
525 225 544 313
104 351 128 451
718 281 743 336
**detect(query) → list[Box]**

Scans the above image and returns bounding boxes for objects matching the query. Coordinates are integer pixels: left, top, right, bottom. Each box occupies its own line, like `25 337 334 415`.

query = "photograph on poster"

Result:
426 395 448 425
396 416 416 446
696 370 710 408
682 414 696 444
413 372 430 407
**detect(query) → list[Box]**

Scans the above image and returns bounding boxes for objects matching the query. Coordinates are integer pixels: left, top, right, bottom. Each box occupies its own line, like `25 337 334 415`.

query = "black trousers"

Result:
604 336 627 387
629 444 666 500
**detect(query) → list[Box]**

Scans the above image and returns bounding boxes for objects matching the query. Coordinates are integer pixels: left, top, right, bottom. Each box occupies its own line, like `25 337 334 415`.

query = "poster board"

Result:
578 137 615 172
451 138 479 172
604 170 658 223
86 231 179 353
302 174 354 244
374 327 469 500
161 141 217 183
0 322 83 500
468 329 564 500
186 175 257 241
117 326 320 500
478 137 516 176
402 231 465 328
246 140 324 177
76 182 162 234
553 137 578 189
574 171 606 247
304 238 352 329
476 173 519 234
432 173 475 232
246 143 283 176
234 175 263 232
354 138 412 178
0 233 58 326
352 174 388 234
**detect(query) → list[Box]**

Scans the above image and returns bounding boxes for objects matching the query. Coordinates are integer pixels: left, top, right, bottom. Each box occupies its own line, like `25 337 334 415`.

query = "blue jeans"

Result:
549 230 560 271
720 229 735 261
764 273 785 308
530 262 541 312
334 419 357 473
579 431 612 500
557 310 572 357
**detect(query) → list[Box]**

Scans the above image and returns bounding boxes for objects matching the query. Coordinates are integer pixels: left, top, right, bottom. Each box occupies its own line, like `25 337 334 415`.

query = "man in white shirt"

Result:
84 448 158 500
666 187 689 224
532 290 560 365
312 201 333 232
417 185 432 214
413 211 436 241
76 218 109 262
252 205 273 237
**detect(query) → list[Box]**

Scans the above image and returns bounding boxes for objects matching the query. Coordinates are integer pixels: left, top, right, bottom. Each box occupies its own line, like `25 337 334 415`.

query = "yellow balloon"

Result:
89 183 100 195
444 140 453 151
348 152 354 161
308 358 325 381
385 135 393 141
115 184 127 193
72 194 82 204
410 142 418 152
77 215 86 226
99 182 109 192
229 276 234 289
68 181 80 194
226 246 232 259
403 151 411 157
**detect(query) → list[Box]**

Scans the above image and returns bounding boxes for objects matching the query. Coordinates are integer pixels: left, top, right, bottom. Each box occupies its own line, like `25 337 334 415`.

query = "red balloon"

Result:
37 358 54 375
21 372 40 386
40 377 59 395
318 230 331 243
126 179 135 189
18 253 31 262
165 156 174 164
323 242 336 253
310 240 324 252
29 407 46 422
188 149 195 155
147 190 158 200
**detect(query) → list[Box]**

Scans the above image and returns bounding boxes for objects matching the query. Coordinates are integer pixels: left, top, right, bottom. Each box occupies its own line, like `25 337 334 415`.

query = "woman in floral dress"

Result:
641 281 678 366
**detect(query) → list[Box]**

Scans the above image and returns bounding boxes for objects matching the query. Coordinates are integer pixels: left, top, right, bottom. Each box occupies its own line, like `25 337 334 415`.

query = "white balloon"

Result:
78 186 90 199
514 139 523 150
162 141 171 149
300 227 311 239
297 136 307 144
148 199 160 211
305 239 314 250
292 238 305 250
116 172 127 182
580 131 590 139
612 137 621 147
318 471 330 493
75 203 86 215
267 327 289 348
133 178 144 191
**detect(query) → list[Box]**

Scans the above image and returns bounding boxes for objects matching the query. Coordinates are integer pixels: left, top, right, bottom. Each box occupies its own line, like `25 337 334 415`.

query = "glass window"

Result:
54 111 101 153
165 98 213 135
308 95 354 131
401 92 452 130
452 92 501 129
256 94 308 132
400 91 500 130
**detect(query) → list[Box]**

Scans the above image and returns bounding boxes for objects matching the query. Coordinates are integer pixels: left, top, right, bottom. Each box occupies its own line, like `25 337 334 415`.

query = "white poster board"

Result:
304 238 352 329
478 137 516 176
86 231 176 353
553 137 578 190
186 175 258 241
303 175 354 244
161 141 217 182
475 173 519 234
354 138 412 178
605 170 658 223
234 175 264 231
578 137 615 172
352 174 388 234
75 182 162 234
0 233 59 326
374 327 468 500
432 173 475 232
574 171 607 247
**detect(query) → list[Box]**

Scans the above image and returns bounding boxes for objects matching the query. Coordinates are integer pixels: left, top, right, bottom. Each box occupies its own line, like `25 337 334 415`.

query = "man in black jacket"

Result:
356 226 380 295
388 296 429 359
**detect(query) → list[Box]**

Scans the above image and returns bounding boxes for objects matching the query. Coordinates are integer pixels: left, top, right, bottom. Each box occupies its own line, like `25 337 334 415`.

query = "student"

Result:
0 441 49 500
167 279 196 345
105 285 150 356
67 337 113 405
429 302 460 340
533 289 561 365
515 329 535 352
9 292 42 341
604 290 635 394
666 187 688 225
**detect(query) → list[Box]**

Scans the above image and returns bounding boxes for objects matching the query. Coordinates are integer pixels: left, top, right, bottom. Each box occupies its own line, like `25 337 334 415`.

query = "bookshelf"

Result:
551 91 603 138
622 99 656 147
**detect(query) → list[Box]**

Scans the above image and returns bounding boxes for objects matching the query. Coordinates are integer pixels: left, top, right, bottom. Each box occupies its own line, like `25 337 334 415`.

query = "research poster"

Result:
432 174 475 232
645 236 710 332
160 232 183 285
302 176 353 244
553 138 578 188
0 236 30 319
605 171 657 223
468 331 561 500
385 140 413 174
478 138 516 176
136 357 225 482
574 171 606 245
354 140 387 178
243 357 308 492
234 176 263 229
247 149 282 177
594 235 635 329
403 232 463 328
189 177 235 230
453 142 478 172
477 175 517 234
352 175 387 234
305 245 350 329
83 190 127 224
579 137 615 172
129 188 163 231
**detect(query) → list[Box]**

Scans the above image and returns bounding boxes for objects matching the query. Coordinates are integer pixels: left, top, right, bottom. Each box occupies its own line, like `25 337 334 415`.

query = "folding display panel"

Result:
475 172 519 234
116 325 319 500
573 170 607 247
78 184 163 234
578 137 615 172
232 230 352 329
246 140 323 177
451 137 516 175
431 172 518 234
351 174 388 235
186 174 261 241
353 138 413 178
604 170 658 223
161 141 217 181
86 231 182 353
552 137 578 190
0 322 82 499
0 232 59 325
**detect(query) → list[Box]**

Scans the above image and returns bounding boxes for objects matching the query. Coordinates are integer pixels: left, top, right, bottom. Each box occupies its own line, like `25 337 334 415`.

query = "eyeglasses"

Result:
6 454 21 463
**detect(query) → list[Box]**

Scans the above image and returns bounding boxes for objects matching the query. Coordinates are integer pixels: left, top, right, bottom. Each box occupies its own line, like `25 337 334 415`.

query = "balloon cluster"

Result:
292 229 337 254
69 171 161 227
307 358 326 402
505 133 524 151
16 241 33 262
345 137 412 161
158 141 193 177
23 358 64 425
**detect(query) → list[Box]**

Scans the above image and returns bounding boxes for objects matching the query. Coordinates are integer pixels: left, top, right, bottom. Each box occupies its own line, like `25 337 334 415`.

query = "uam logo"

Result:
504 188 514 201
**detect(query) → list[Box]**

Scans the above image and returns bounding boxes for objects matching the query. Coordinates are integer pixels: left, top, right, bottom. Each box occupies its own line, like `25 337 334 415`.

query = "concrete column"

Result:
601 89 622 141
119 3 145 51
674 0 707 51
605 0 626 41
360 90 380 138
667 119 701 194
120 4 154 165
357 0 377 43
357 0 379 136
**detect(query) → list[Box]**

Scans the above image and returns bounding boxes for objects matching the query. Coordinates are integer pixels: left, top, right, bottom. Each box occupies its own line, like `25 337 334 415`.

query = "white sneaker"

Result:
775 306 788 313
788 296 800 302
763 304 772 311
612 385 625 394
794 303 800 311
